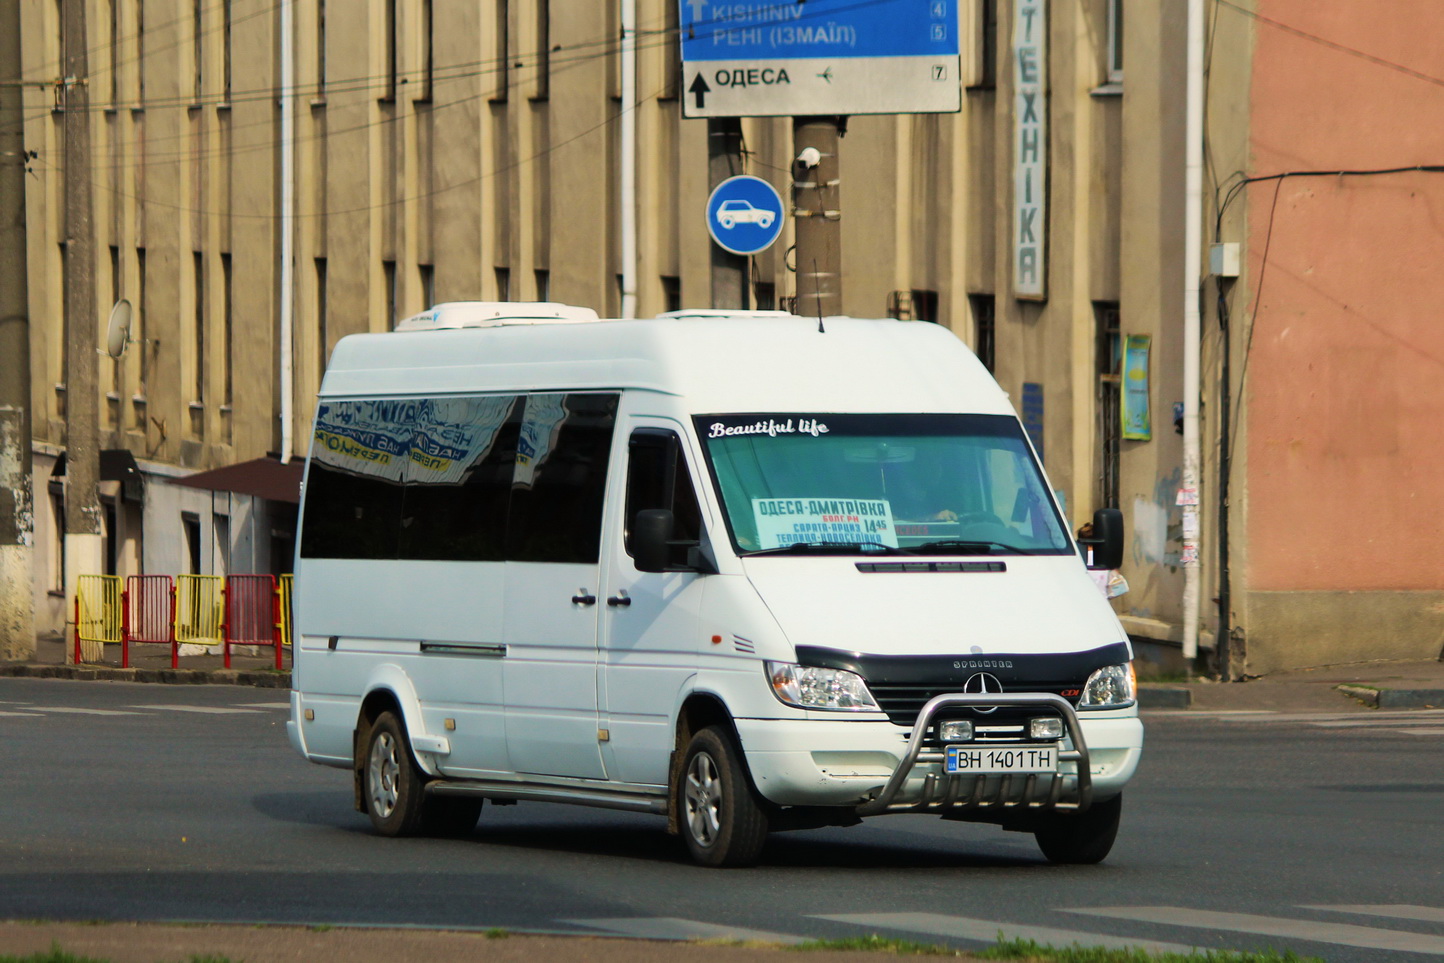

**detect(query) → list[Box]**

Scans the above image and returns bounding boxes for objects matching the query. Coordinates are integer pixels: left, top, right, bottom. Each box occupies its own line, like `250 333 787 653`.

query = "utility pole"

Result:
62 0 102 662
708 118 748 309
792 117 841 318
0 0 36 660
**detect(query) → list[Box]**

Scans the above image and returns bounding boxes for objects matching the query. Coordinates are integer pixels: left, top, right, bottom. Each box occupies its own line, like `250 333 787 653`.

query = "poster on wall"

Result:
1122 335 1152 441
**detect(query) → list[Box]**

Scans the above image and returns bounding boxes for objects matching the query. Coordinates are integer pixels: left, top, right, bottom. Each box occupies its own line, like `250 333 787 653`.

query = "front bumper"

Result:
736 693 1142 818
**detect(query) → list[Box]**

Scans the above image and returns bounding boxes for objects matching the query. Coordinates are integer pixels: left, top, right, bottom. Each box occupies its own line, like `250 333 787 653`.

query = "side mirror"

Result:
1085 507 1124 570
632 508 674 573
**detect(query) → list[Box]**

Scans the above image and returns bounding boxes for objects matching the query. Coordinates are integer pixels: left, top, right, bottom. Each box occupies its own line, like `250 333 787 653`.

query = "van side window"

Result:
399 395 522 561
625 428 703 566
506 393 620 564
299 400 408 559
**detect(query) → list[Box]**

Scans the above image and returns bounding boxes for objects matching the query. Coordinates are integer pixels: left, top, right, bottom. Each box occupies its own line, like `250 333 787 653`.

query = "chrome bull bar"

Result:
855 692 1092 817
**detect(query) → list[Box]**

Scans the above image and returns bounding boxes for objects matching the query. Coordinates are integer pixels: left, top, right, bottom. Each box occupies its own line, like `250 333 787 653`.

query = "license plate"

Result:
945 744 1057 774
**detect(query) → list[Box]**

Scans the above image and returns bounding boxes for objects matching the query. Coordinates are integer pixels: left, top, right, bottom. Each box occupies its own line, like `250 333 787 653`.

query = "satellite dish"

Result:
105 299 132 359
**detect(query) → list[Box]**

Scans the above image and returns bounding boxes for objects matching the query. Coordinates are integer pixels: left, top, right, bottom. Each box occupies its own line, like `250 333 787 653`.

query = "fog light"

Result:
939 720 974 742
1029 717 1064 740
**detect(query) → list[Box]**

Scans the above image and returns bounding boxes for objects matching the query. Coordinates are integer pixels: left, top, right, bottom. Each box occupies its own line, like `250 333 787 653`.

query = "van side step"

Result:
427 778 668 815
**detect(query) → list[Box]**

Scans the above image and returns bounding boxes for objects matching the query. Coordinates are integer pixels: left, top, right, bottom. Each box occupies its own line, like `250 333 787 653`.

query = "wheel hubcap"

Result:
368 731 400 818
684 751 723 847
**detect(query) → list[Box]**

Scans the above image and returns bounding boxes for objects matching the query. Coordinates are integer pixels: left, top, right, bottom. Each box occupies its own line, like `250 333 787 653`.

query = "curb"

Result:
0 663 291 688
1138 685 1192 709
1336 684 1444 709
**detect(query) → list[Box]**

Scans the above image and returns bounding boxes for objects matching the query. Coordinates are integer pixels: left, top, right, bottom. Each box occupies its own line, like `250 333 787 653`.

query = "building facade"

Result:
11 0 1444 672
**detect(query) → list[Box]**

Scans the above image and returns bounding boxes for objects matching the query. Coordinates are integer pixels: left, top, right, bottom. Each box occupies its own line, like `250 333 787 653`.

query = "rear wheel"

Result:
1034 792 1123 864
678 726 769 867
363 711 428 837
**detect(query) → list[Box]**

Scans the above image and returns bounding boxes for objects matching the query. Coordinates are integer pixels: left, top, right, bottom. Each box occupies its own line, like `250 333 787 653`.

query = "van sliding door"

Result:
501 393 619 780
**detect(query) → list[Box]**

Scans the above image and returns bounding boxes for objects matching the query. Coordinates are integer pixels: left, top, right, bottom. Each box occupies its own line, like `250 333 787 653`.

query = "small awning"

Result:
52 449 146 501
169 456 305 504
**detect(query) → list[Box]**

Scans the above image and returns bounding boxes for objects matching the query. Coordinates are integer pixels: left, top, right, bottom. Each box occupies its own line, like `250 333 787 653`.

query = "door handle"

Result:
571 590 597 606
606 591 631 607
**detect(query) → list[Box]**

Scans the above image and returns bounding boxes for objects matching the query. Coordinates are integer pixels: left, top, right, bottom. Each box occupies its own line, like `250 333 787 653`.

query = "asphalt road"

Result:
2 677 1442 961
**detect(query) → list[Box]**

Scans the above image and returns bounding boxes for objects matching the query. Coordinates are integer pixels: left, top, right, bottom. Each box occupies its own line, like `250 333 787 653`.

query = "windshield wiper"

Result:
744 541 913 557
911 539 1040 556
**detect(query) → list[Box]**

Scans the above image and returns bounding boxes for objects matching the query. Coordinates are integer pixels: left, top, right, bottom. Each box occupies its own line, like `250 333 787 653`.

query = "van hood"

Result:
740 555 1127 659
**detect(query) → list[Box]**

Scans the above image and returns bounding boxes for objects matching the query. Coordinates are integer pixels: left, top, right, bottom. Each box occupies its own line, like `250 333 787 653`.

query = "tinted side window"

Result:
625 429 703 566
399 395 521 561
507 393 619 563
299 400 410 559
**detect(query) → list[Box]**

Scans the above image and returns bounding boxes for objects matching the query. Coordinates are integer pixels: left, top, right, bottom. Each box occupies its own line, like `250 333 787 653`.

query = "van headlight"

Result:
1077 663 1136 708
766 662 880 711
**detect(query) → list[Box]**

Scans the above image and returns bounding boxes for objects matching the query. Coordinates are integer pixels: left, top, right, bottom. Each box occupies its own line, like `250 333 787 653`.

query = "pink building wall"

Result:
1246 0 1444 594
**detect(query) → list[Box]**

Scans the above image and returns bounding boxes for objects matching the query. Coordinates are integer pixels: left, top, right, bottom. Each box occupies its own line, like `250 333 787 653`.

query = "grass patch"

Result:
484 928 509 939
0 944 110 963
791 935 962 955
978 937 1324 963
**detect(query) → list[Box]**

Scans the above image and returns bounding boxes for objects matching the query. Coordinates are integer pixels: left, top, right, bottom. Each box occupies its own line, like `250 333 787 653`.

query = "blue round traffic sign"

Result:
706 175 785 256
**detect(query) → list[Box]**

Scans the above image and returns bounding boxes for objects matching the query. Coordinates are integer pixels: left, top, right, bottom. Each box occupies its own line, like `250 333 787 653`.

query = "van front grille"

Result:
871 683 1082 727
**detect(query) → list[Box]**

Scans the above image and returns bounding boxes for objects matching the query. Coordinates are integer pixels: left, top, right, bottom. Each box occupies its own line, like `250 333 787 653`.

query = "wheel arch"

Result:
666 690 754 835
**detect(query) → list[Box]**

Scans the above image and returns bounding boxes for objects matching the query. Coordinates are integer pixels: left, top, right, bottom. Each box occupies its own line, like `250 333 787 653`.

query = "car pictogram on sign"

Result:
716 199 776 230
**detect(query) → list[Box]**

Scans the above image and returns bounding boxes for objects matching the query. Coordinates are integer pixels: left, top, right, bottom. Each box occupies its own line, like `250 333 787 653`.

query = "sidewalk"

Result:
0 631 291 687
1139 658 1444 712
5 631 1443 711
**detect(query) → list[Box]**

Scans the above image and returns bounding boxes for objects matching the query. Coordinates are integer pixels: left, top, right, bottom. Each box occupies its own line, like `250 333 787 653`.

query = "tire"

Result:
423 795 483 837
1034 792 1123 864
362 711 428 837
678 725 769 867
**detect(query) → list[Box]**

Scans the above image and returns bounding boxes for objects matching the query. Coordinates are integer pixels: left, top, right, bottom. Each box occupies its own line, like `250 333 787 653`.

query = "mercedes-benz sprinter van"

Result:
287 303 1143 867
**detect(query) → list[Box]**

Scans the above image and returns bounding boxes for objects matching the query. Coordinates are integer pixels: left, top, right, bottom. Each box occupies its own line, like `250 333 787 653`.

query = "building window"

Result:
533 0 549 100
1106 0 1124 84
969 293 995 373
315 257 328 379
134 246 147 408
135 0 145 103
383 259 397 328
419 263 434 308
659 0 678 99
108 0 120 105
108 246 121 428
193 0 203 103
661 276 681 314
492 0 509 102
222 0 232 101
316 0 327 96
381 0 397 101
417 0 433 101
192 251 205 404
970 0 997 89
495 266 510 301
220 253 233 407
213 513 229 575
1095 301 1122 509
534 268 549 301
754 281 776 311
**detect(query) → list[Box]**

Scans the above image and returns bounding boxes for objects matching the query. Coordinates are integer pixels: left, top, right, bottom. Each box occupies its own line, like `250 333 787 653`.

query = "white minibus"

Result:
287 303 1143 867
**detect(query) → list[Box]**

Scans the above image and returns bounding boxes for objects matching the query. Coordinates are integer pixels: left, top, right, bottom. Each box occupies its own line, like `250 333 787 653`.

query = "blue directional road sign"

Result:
706 175 785 256
680 0 961 118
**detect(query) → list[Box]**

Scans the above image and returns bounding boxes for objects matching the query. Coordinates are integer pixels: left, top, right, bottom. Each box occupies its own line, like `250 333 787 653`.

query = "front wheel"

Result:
678 726 769 867
1034 792 1122 864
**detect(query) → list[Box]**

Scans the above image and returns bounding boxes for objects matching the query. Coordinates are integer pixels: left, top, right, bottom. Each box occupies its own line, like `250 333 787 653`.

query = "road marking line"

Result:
1309 719 1444 728
1303 905 1444 924
564 917 806 944
129 705 262 714
234 702 290 709
810 912 1201 955
1398 728 1444 735
0 710 41 717
1068 907 1444 954
28 706 141 716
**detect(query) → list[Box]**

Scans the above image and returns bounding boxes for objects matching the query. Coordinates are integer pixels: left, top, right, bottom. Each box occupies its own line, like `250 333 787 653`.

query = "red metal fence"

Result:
71 574 292 670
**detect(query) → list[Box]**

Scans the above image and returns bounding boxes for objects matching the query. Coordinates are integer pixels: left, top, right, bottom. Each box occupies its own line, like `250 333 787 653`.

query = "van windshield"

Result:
695 413 1071 557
